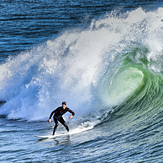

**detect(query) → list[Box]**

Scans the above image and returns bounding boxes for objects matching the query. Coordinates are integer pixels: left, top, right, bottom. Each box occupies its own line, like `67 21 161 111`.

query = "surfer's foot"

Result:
66 127 69 132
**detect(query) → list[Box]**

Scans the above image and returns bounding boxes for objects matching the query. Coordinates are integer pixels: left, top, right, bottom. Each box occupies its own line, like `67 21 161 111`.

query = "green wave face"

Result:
105 46 163 128
98 41 163 125
122 45 163 109
107 67 144 105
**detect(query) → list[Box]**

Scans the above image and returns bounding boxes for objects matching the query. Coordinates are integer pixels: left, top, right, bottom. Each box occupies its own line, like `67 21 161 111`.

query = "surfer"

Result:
48 101 75 135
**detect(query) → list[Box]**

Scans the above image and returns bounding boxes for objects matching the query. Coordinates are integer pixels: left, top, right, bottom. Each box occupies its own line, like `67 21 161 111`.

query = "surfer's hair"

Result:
62 101 66 105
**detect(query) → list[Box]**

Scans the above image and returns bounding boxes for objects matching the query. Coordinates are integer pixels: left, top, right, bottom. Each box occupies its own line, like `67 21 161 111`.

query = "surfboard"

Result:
34 126 93 139
34 133 68 138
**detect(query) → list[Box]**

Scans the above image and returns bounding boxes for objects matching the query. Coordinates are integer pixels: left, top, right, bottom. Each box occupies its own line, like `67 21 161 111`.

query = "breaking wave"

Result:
0 8 163 128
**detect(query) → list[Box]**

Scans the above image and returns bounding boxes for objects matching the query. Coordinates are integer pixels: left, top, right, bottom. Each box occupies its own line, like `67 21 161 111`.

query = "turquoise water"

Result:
0 1 163 162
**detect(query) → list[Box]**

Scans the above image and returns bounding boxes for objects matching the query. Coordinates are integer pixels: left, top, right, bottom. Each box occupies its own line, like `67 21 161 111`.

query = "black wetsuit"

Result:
49 107 75 135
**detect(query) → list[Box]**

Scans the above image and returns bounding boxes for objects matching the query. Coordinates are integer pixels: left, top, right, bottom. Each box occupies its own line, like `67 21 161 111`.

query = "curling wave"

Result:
0 8 163 126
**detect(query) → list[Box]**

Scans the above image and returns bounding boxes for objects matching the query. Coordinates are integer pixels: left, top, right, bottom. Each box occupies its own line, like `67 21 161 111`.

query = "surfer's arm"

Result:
49 109 57 120
68 108 75 119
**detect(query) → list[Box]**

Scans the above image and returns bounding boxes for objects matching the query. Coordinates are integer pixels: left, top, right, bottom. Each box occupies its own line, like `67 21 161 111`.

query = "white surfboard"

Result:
35 126 93 139
35 133 68 138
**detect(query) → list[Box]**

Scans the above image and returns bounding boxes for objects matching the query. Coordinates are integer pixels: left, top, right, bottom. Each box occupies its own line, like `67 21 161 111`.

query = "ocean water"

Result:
0 0 163 162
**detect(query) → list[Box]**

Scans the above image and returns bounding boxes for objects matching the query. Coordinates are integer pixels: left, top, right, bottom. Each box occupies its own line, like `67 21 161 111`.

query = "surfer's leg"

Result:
53 117 59 135
59 117 69 132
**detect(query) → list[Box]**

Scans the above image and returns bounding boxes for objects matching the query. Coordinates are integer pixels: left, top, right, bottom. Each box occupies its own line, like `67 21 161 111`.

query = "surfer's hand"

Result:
69 115 73 119
48 119 51 123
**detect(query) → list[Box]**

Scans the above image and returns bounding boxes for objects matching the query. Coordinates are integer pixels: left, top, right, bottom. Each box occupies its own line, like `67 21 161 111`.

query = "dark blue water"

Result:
1 0 162 61
0 0 163 162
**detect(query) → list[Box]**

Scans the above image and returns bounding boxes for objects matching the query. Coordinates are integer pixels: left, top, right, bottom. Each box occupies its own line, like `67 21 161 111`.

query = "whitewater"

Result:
0 2 163 162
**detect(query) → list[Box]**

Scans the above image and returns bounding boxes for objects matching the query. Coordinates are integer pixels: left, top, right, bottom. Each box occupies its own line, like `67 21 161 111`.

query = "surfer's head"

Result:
62 101 67 109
